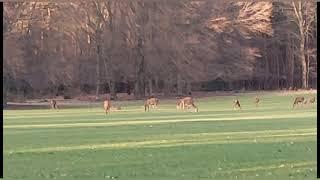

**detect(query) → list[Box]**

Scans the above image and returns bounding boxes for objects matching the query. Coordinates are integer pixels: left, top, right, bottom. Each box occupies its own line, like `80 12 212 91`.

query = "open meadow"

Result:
3 92 317 180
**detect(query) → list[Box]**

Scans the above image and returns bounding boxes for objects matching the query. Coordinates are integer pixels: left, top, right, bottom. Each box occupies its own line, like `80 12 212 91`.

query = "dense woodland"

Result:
3 1 317 103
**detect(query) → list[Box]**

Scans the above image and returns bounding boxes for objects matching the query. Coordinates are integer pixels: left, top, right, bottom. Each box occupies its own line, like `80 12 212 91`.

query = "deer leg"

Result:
192 103 198 112
182 102 185 111
144 104 149 112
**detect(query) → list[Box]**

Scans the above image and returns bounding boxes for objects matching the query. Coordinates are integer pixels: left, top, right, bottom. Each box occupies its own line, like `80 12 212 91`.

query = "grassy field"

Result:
3 93 317 180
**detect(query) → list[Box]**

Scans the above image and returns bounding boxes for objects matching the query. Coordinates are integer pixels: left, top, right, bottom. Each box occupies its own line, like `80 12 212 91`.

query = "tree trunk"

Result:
299 32 307 88
154 76 159 93
264 40 269 90
287 33 294 89
276 55 280 89
177 73 183 95
228 81 233 90
95 42 101 100
73 35 77 56
164 78 171 96
106 1 117 100
148 78 153 96
40 30 44 50
134 31 146 99
306 54 310 88
109 80 117 100
186 81 192 95
294 1 307 89
135 65 145 99
102 56 116 100
305 32 310 88
3 82 7 108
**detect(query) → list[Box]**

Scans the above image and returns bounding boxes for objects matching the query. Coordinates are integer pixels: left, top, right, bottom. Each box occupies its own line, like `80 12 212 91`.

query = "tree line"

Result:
3 1 317 103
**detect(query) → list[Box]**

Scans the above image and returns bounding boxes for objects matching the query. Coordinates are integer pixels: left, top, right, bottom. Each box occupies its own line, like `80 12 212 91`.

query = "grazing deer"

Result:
305 96 316 107
254 96 260 107
178 97 198 112
104 100 111 115
50 99 58 109
144 97 159 112
309 96 316 104
233 99 241 110
293 96 304 108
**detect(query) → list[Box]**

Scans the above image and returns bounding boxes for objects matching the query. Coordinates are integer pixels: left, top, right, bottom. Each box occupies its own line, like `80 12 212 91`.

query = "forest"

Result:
3 1 317 103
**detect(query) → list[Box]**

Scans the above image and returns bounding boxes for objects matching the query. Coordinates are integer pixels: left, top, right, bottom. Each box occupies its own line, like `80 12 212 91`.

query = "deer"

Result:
176 99 183 110
309 96 316 105
104 99 111 115
304 96 316 107
292 96 304 108
144 97 159 112
50 99 58 109
233 99 241 110
178 97 198 112
254 96 260 107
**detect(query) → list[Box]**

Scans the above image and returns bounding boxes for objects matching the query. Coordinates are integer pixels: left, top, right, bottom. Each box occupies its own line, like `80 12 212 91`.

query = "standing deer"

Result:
104 100 111 115
254 96 260 107
50 99 58 109
145 97 159 112
176 99 183 110
178 97 198 112
233 99 241 110
293 96 304 108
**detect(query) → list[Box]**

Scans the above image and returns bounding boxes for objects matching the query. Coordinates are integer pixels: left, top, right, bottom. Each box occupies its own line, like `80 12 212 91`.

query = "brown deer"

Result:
178 97 198 112
254 96 260 107
233 99 241 110
176 99 183 110
309 96 316 104
293 96 304 108
304 96 316 107
144 97 159 112
50 99 58 109
104 100 111 115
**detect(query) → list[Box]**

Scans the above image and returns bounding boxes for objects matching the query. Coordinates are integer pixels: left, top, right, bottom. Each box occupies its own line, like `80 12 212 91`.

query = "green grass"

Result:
3 93 317 180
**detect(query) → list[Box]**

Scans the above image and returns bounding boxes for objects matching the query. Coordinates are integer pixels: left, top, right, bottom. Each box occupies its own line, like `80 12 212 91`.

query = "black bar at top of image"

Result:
0 2 4 179
317 1 320 179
